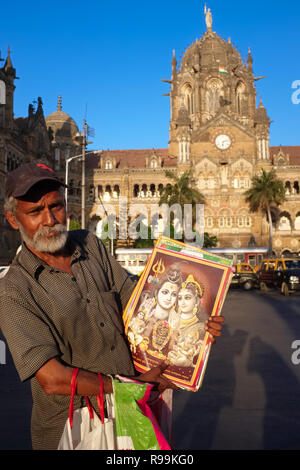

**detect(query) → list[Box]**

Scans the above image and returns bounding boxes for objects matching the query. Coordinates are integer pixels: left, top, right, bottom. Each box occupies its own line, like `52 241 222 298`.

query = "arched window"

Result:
105 160 113 170
295 213 300 230
55 148 60 170
113 185 120 198
150 184 156 197
150 158 158 169
238 216 244 227
0 80 6 105
182 84 193 114
133 184 139 198
206 217 213 228
205 79 224 115
236 82 247 115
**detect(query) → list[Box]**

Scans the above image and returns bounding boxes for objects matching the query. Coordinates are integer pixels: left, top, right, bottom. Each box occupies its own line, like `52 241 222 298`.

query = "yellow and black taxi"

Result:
231 263 258 291
258 258 300 296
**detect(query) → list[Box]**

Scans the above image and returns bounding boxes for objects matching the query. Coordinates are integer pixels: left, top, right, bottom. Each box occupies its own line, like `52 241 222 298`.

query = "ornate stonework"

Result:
1 8 300 261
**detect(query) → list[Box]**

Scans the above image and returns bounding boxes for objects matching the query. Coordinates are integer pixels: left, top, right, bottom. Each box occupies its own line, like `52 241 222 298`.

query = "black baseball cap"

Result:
5 162 67 198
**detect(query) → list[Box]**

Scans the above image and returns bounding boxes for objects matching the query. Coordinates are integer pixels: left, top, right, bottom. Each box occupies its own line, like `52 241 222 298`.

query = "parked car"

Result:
258 258 300 296
231 263 258 290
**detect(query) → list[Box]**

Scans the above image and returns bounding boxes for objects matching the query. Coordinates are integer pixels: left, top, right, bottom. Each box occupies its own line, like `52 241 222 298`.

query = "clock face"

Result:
215 134 231 150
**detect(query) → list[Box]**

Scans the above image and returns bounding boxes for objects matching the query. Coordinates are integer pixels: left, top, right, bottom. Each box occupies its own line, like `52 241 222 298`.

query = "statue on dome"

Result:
204 3 213 30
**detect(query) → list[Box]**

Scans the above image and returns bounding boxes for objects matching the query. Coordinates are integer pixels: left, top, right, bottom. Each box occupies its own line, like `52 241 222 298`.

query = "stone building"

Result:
78 9 299 256
1 7 300 263
0 48 52 263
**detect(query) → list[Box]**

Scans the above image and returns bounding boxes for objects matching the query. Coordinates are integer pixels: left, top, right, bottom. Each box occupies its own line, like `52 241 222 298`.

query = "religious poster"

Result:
123 237 233 392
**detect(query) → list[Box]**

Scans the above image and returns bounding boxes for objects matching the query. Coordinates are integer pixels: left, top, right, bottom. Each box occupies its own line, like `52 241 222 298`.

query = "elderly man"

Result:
0 162 224 450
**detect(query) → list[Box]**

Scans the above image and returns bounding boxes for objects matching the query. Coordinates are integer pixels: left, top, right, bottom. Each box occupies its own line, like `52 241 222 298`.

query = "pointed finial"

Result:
57 95 62 111
5 45 13 69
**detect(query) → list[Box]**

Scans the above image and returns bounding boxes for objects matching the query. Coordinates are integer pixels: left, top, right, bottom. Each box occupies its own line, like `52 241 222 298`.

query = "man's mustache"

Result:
33 224 67 242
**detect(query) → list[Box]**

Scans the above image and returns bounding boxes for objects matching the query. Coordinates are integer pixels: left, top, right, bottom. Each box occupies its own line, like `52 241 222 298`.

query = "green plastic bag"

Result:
113 378 171 450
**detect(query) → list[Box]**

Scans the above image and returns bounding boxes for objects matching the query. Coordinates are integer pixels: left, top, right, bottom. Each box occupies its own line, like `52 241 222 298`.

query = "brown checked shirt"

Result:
0 230 135 450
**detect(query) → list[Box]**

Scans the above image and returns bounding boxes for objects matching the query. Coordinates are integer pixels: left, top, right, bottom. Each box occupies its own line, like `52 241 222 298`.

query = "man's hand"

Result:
137 361 178 393
205 316 225 344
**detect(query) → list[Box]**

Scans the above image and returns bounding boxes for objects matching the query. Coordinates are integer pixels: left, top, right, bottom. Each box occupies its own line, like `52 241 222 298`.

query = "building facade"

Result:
1 9 300 263
0 49 53 263
80 10 299 256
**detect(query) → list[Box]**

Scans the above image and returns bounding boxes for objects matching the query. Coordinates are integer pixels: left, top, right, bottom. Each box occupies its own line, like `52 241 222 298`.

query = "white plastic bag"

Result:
58 369 116 450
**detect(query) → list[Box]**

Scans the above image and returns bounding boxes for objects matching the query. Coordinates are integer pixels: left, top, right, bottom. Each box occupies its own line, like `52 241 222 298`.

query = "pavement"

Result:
0 288 300 450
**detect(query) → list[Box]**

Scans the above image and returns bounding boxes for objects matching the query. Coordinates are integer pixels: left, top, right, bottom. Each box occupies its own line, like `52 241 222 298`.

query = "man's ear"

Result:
5 211 19 231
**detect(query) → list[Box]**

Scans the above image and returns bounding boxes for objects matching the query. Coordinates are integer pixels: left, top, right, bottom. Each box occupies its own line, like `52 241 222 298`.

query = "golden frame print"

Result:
123 247 232 391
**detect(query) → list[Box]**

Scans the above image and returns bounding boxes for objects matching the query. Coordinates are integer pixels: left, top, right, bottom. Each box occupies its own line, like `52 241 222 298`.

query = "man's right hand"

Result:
137 361 178 393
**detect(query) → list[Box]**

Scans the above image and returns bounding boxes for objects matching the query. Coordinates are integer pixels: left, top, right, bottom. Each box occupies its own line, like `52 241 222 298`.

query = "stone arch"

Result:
278 211 292 231
181 82 194 114
285 181 292 195
295 212 300 230
281 248 293 257
236 81 247 115
113 185 120 198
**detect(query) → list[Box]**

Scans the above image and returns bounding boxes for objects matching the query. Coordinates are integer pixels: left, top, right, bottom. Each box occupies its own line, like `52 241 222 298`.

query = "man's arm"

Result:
35 357 178 396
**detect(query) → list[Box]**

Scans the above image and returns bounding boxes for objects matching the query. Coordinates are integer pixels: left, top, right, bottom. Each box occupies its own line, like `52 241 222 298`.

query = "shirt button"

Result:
100 322 105 327
71 277 76 282
110 345 115 352
86 298 91 303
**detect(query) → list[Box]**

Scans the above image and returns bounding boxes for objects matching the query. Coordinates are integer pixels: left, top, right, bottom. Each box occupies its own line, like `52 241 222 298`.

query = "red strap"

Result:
85 396 94 420
69 368 79 429
69 369 104 427
96 373 104 424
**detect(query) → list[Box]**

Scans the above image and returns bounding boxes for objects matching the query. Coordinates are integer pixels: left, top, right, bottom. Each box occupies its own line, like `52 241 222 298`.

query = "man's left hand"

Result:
205 316 224 344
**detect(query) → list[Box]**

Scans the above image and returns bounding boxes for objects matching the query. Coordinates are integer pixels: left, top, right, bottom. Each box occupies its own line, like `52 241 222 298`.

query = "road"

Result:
0 288 299 450
173 288 300 450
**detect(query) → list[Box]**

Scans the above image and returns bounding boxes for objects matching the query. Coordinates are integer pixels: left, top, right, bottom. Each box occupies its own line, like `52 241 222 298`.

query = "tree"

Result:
159 170 205 242
244 168 285 255
203 232 218 248
69 219 81 231
133 222 154 248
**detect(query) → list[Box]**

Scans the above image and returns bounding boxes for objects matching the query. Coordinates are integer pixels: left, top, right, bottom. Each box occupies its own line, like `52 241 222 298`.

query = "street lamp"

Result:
65 150 98 229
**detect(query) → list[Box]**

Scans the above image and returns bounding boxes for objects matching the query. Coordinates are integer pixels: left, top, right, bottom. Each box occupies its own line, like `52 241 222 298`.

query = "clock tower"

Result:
165 5 271 248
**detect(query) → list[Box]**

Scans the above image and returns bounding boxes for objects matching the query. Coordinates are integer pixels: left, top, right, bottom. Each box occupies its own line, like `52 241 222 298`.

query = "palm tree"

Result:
244 168 285 256
159 170 205 242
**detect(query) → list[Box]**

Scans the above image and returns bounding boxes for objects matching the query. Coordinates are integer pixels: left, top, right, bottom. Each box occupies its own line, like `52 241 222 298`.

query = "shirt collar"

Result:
13 232 88 277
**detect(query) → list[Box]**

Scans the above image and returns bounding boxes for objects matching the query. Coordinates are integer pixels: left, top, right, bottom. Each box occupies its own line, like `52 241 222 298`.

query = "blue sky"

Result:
1 0 300 150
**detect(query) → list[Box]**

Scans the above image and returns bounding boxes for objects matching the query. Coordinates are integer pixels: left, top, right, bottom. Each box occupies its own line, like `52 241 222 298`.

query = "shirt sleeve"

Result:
0 281 60 382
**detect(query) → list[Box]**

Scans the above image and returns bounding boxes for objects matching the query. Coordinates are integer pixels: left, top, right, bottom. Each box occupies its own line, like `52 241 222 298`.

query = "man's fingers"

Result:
206 327 222 337
158 360 170 373
208 316 224 323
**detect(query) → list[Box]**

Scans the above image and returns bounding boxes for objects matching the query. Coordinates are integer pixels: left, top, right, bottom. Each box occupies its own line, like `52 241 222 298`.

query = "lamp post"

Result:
65 149 98 229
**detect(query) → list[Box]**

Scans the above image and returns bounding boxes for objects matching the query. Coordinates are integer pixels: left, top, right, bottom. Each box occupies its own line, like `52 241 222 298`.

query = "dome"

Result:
179 31 244 74
45 96 79 142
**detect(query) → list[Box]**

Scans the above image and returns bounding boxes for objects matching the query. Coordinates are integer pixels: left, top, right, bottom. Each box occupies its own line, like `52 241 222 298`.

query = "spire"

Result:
57 95 62 111
4 45 14 73
247 47 253 73
171 50 177 78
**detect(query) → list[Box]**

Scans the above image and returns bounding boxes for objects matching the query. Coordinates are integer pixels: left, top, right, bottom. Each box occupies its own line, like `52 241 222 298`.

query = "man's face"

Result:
13 187 68 254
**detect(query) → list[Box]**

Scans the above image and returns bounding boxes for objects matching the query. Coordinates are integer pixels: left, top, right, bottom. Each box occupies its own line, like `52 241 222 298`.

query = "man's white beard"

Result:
17 221 68 253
